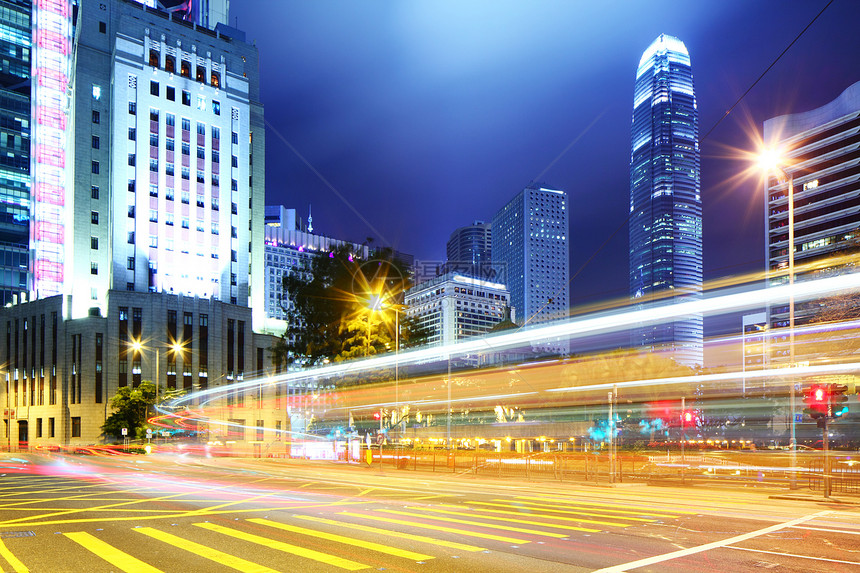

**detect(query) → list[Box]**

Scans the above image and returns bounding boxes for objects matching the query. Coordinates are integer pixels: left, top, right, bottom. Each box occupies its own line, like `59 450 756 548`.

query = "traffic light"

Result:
372 412 381 420
803 384 830 421
830 384 849 418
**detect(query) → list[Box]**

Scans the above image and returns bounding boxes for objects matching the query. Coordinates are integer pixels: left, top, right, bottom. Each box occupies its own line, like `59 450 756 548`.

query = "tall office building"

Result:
446 220 492 278
2 0 277 447
0 1 31 306
764 79 860 338
629 34 703 367
491 183 568 326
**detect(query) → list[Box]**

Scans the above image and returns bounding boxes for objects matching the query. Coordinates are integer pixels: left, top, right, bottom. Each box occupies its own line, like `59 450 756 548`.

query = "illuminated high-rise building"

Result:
446 220 493 279
491 183 568 326
1 0 278 448
0 0 31 306
628 34 703 367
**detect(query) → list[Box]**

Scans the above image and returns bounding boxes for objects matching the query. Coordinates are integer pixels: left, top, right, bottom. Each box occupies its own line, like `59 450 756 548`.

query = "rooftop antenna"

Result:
307 204 313 233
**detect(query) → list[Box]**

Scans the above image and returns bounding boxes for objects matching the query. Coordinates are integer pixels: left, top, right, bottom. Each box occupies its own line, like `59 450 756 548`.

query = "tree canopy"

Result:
102 382 185 441
274 246 429 368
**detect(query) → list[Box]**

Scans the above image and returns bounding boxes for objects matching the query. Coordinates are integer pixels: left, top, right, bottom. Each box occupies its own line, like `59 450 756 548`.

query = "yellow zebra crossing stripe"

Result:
293 515 486 552
403 505 601 532
64 532 164 573
490 501 656 521
247 518 433 561
376 509 568 538
465 502 638 527
133 527 280 573
0 537 28 573
514 496 697 516
194 522 369 571
339 511 529 544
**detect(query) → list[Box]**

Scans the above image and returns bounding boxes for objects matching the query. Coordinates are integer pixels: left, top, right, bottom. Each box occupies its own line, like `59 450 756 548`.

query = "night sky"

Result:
233 1 860 309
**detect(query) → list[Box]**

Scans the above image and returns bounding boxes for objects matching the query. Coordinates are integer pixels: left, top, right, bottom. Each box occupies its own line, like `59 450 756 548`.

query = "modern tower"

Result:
629 34 703 367
446 220 492 278
0 1 31 306
491 183 568 327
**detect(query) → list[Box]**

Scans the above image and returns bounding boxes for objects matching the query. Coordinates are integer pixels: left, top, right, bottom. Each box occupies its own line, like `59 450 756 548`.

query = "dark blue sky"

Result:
234 1 860 307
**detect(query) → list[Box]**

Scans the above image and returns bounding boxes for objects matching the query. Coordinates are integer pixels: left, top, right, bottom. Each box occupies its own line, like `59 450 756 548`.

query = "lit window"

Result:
92 85 101 100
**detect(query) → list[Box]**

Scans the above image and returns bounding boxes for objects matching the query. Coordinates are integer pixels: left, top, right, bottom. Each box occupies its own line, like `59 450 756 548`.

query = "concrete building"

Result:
405 272 510 347
491 183 568 327
1 0 281 449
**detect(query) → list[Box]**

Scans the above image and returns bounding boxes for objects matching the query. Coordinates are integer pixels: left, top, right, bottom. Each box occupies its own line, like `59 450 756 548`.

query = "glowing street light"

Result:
758 147 798 488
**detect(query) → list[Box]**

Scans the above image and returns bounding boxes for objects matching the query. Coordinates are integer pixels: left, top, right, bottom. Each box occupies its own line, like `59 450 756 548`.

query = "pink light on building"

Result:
31 0 72 297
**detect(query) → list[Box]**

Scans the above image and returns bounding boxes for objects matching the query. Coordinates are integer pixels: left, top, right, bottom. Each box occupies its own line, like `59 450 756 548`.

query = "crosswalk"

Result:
0 496 695 572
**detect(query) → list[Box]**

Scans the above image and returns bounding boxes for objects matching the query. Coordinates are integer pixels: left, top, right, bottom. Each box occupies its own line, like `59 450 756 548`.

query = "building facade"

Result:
491 183 568 326
405 272 509 347
764 79 860 337
446 220 493 279
1 0 279 448
629 34 703 367
262 206 368 333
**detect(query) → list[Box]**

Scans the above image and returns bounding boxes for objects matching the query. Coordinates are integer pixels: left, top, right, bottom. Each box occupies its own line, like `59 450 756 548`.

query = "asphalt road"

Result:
0 452 858 572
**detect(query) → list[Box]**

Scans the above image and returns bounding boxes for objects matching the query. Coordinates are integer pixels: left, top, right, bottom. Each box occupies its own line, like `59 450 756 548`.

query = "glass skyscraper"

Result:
628 34 702 367
0 0 31 306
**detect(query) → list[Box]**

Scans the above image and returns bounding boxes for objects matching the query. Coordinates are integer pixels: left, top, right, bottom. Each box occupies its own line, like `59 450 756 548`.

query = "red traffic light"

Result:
373 412 381 420
684 412 693 423
803 384 831 419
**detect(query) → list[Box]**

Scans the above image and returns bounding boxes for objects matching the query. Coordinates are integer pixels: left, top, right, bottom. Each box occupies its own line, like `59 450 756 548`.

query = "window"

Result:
149 236 158 248
149 159 158 172
149 49 158 67
182 142 190 155
231 226 237 238
231 250 237 262
128 127 136 140
212 174 219 187
181 167 190 180
211 222 219 234
128 154 136 166
127 282 134 291
166 188 174 201
212 127 220 140
91 262 98 275
196 170 205 183
231 179 237 191
213 100 220 115
166 138 174 151
212 151 220 163
150 81 159 96
181 218 190 229
127 257 135 270
231 132 238 144
231 202 238 215
197 195 205 208
166 86 175 101
231 155 238 168
181 190 190 204
165 55 175 73
182 90 191 106
128 180 135 192
197 96 206 111
182 118 190 131
149 184 158 197
128 232 135 244
181 60 190 78
92 110 100 123
92 135 100 149
150 109 159 122
165 163 174 176
211 71 220 87
128 205 135 218
71 417 81 437
129 101 136 115
197 123 205 136
197 147 205 159
211 197 219 210
230 273 237 285
91 161 99 174
166 213 174 226
196 66 205 83
149 209 158 222
91 237 98 250
91 185 99 199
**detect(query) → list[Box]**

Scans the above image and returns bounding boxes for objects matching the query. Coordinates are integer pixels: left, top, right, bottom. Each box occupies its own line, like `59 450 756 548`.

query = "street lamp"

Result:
759 148 798 488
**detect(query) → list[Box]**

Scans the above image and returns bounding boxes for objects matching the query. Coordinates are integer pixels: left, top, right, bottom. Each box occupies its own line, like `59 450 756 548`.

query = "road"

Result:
0 452 857 572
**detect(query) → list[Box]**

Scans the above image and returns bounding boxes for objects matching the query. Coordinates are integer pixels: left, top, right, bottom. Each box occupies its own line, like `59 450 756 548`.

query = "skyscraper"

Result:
446 220 492 279
491 183 568 327
0 1 31 306
629 34 702 367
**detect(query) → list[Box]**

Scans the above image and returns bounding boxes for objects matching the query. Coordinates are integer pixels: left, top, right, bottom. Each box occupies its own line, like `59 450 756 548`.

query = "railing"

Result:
807 459 860 494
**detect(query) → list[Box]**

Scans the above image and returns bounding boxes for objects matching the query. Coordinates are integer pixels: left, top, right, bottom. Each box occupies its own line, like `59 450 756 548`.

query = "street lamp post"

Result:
760 150 798 489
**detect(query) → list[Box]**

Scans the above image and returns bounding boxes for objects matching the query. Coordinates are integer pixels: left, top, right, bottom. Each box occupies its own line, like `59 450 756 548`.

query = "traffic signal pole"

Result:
823 418 831 498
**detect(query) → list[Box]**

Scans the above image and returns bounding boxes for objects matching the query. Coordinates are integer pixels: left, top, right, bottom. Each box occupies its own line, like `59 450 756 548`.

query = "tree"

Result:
278 246 415 367
102 382 185 441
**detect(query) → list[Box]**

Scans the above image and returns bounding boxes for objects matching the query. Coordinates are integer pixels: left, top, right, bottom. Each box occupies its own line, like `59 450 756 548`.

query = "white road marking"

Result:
590 510 832 573
727 545 860 565
792 526 860 535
